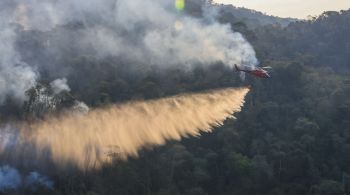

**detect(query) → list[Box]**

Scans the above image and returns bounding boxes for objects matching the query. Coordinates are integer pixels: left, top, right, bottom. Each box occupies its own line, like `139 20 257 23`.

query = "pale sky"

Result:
213 0 350 19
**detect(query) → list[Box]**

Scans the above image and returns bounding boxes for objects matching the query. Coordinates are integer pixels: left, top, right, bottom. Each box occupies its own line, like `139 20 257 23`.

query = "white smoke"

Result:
79 0 258 67
0 0 258 105
11 0 257 67
0 25 37 104
50 78 71 94
72 101 90 114
0 125 19 152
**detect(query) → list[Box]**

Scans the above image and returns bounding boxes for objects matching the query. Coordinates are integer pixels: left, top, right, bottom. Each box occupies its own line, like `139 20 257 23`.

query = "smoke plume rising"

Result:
0 25 37 104
50 78 71 94
0 0 258 106
0 87 249 170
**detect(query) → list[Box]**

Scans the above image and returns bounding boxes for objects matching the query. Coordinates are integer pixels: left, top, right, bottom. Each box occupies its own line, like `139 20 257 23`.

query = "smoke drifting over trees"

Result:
0 0 257 106
0 25 37 104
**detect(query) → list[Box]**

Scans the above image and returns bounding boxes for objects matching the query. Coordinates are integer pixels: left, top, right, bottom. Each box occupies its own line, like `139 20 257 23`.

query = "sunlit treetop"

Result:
175 0 185 11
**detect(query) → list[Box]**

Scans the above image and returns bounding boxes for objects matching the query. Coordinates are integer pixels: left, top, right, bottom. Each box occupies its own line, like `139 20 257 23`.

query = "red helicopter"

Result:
234 64 271 79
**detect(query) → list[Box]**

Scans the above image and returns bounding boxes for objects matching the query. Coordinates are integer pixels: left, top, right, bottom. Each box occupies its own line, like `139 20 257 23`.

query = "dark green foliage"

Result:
251 10 350 73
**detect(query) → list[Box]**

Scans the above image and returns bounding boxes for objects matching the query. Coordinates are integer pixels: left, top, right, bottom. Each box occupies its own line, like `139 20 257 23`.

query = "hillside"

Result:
217 4 298 28
252 10 350 73
0 1 349 195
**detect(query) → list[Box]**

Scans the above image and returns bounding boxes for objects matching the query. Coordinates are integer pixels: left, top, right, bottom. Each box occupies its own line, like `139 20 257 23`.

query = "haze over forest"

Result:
0 0 349 195
213 0 350 19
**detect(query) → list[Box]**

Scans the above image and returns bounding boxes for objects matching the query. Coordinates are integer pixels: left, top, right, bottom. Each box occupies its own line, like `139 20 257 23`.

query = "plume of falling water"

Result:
1 87 249 170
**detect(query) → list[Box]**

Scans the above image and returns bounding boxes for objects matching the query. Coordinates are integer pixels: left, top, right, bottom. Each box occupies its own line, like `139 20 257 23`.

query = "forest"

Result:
0 0 349 195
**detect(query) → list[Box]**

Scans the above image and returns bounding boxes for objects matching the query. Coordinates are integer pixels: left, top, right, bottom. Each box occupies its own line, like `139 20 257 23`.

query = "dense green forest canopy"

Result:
0 0 349 195
252 10 350 73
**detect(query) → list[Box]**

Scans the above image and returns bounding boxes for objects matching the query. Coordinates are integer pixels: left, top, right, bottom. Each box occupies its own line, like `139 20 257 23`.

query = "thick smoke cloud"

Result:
0 0 257 105
26 0 258 66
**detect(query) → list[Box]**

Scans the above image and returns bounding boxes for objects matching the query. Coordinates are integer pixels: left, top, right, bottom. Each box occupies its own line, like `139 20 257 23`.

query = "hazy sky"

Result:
213 0 350 19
